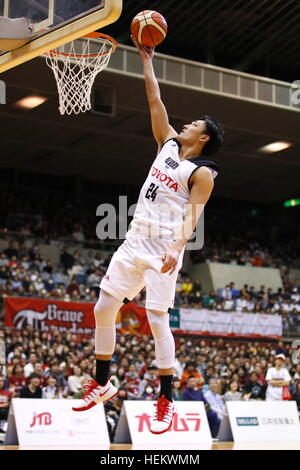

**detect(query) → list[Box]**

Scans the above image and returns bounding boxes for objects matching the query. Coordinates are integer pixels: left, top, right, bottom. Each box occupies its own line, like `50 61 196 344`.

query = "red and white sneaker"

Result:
149 395 176 434
72 379 118 412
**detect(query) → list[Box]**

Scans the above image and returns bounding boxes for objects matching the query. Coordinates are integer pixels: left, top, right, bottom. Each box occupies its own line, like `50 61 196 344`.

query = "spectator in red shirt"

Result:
138 357 152 379
60 354 75 378
252 252 263 267
66 278 81 297
0 376 11 426
237 367 248 390
254 363 267 384
8 364 26 397
8 256 19 269
124 364 140 398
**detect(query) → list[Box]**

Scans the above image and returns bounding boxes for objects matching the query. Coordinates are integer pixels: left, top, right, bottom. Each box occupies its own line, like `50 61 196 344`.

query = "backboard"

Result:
0 0 122 72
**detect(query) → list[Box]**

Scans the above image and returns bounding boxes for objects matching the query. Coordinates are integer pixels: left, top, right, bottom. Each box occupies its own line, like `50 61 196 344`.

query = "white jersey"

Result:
129 138 219 239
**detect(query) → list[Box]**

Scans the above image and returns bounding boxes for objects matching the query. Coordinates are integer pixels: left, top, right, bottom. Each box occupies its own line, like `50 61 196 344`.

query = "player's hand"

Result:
161 247 180 275
131 35 155 60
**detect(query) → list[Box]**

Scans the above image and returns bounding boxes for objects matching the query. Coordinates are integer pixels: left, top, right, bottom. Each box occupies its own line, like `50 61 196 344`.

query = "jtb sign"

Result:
30 412 52 428
5 399 110 448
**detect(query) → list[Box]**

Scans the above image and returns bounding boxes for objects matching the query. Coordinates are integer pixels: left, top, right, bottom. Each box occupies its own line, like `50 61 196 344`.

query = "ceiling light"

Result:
258 141 293 153
14 95 47 109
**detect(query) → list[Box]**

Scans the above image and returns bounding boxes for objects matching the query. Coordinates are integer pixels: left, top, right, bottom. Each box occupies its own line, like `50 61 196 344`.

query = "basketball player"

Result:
73 37 224 435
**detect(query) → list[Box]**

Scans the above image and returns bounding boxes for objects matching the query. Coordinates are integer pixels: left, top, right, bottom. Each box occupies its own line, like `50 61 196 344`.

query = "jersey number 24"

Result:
145 183 159 202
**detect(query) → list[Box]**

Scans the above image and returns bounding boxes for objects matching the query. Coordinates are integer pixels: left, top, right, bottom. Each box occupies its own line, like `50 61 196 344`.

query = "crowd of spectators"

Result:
0 190 98 243
1 188 300 270
0 239 300 335
173 276 300 334
0 191 300 440
0 328 300 440
1 238 299 331
191 212 300 270
175 276 300 312
0 241 111 309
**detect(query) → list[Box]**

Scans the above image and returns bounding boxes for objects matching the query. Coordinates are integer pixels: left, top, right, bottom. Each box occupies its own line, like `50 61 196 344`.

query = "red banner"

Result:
4 297 150 335
116 303 151 335
4 296 95 335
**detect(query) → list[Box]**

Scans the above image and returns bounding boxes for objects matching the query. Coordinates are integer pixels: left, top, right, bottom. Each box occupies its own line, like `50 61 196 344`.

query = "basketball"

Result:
131 10 168 48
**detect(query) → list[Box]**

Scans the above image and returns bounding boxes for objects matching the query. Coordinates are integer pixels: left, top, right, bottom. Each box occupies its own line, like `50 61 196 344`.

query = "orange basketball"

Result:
131 10 168 48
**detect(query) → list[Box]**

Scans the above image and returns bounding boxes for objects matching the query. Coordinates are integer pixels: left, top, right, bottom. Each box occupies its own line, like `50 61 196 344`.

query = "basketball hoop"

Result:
45 32 117 115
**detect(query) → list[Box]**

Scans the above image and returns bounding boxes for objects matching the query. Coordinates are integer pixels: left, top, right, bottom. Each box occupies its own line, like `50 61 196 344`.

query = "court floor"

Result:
1 442 300 450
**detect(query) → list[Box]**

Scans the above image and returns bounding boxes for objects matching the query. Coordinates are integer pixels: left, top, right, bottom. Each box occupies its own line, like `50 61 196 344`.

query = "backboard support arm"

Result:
3 0 9 18
0 0 122 73
31 0 55 33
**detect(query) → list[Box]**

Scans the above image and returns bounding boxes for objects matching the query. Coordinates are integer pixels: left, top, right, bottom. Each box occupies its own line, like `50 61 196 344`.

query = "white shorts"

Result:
100 231 184 312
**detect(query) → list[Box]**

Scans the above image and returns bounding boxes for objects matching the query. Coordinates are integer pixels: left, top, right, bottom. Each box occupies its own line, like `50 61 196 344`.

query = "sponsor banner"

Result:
5 398 110 448
4 296 95 334
4 297 151 335
226 401 300 442
179 308 282 338
114 401 212 447
207 311 232 334
179 308 207 332
256 313 283 336
169 308 180 329
4 297 282 338
115 303 151 335
231 312 257 336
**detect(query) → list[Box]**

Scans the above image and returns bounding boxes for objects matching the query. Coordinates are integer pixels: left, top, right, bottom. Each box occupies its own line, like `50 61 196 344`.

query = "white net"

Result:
45 34 116 115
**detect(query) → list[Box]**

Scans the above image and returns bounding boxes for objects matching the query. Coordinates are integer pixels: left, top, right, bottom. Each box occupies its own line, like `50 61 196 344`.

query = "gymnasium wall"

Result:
182 256 283 292
289 268 300 283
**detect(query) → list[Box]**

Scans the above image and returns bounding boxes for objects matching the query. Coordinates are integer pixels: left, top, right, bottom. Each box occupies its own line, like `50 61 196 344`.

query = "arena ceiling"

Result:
0 56 299 204
103 0 300 82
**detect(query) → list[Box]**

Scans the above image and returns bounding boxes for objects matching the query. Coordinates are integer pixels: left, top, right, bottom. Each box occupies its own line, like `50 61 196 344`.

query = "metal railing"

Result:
0 229 120 252
91 41 300 113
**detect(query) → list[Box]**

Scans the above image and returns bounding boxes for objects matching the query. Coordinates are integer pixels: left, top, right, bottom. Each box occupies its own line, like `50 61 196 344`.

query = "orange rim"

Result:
46 32 117 58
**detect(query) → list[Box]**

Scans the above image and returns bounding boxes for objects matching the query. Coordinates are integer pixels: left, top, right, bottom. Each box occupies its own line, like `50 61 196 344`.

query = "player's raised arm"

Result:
131 36 177 150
